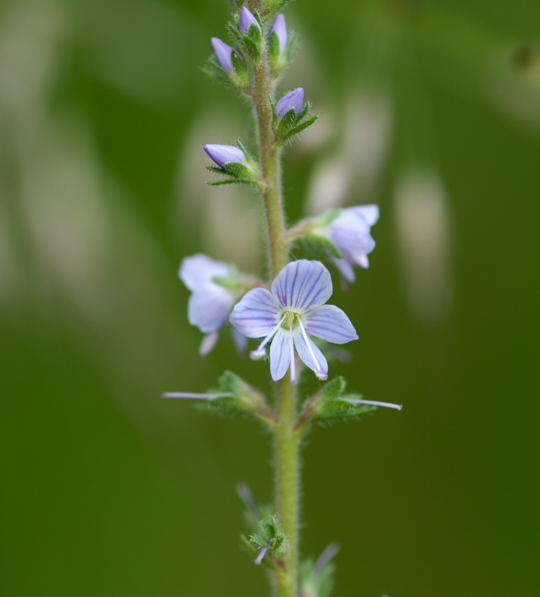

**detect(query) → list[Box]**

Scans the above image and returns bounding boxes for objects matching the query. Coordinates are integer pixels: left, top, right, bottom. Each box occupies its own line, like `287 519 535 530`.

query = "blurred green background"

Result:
2 0 539 595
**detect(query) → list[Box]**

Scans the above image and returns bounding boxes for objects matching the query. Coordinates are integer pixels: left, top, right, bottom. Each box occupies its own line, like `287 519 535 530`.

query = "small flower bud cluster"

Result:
210 10 288 89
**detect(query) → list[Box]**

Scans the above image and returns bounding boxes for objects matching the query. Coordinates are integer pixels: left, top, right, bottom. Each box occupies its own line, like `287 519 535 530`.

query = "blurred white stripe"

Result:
395 169 453 323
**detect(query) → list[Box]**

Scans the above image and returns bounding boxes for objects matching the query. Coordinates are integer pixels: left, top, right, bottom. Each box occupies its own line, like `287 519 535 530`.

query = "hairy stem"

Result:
249 7 300 596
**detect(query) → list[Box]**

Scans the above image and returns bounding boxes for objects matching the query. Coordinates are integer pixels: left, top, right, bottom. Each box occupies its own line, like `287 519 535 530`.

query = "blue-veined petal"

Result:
269 328 294 381
230 287 280 338
271 260 332 310
188 288 233 333
179 254 230 292
305 305 359 344
293 328 328 380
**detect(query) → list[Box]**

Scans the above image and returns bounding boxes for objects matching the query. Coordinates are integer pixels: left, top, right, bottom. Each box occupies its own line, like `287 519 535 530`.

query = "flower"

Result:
275 88 304 120
239 6 260 35
211 37 235 72
204 144 246 169
230 260 358 382
328 205 379 282
179 254 244 355
270 14 287 54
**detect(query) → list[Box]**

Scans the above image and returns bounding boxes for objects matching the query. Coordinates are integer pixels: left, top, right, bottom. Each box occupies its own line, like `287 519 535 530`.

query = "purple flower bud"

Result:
275 88 304 120
204 144 246 168
211 37 234 72
239 6 260 35
271 14 287 53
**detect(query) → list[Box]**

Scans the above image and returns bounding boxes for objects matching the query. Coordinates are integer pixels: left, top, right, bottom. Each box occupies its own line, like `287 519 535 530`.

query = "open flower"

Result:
230 260 358 382
328 205 379 282
179 254 246 355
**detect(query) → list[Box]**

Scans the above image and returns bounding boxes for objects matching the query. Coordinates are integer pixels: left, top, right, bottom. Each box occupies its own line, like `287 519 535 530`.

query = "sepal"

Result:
241 514 287 567
162 372 275 426
206 371 276 424
294 377 401 431
290 233 341 260
274 99 318 144
300 543 339 597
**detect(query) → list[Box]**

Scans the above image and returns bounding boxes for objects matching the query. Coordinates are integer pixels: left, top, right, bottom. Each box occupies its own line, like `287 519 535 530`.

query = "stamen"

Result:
254 543 270 566
289 330 296 384
342 398 403 411
297 318 327 380
250 316 284 360
161 392 233 400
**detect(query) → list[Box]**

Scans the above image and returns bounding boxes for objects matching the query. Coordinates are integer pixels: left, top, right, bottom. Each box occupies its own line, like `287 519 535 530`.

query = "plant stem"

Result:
249 7 300 595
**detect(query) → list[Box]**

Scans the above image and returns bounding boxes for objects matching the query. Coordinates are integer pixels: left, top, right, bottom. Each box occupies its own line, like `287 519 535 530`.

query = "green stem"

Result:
249 8 300 595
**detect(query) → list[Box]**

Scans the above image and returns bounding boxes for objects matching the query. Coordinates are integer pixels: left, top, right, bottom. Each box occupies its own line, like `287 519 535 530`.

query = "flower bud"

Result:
204 144 246 168
211 37 234 72
239 6 260 36
275 87 304 120
271 14 287 54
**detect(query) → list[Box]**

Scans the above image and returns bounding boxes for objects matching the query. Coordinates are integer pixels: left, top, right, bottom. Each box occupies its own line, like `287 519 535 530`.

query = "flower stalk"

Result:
248 3 298 593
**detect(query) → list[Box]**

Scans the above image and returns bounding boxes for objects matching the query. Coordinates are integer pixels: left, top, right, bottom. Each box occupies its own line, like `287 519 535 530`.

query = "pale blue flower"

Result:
204 144 246 168
275 88 304 120
211 37 235 72
270 14 287 53
239 6 260 35
329 205 379 282
179 254 243 355
230 260 358 383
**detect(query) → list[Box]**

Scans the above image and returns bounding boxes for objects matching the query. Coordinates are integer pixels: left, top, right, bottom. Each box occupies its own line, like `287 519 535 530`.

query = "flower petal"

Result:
269 328 294 381
330 213 375 261
346 204 379 226
179 254 230 292
330 256 356 283
271 260 332 310
199 331 219 356
229 287 280 338
232 328 248 354
188 289 233 333
305 305 359 344
293 331 328 380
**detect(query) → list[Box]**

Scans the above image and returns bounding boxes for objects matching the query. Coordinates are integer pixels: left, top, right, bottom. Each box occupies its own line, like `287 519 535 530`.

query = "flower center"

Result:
281 309 301 331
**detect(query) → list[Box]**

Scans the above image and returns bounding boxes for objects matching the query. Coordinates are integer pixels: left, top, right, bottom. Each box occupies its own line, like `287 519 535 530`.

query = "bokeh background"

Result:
2 1 539 595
